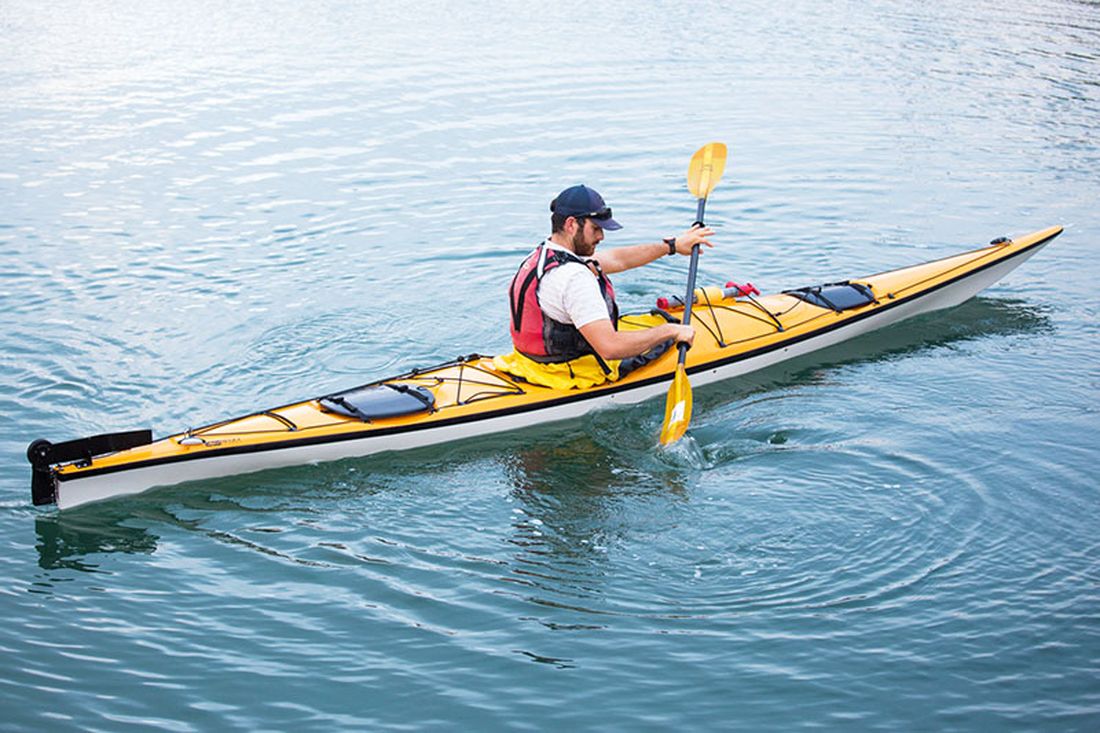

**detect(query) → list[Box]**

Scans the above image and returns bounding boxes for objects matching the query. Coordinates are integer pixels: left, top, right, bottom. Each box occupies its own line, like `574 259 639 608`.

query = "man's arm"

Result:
594 225 715 274
579 319 694 361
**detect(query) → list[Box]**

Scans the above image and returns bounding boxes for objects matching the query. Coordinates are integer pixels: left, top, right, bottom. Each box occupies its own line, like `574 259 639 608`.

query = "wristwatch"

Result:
663 237 677 255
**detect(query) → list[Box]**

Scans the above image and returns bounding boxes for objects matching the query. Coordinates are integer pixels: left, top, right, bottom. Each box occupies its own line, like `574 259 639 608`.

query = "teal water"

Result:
2 1 1099 729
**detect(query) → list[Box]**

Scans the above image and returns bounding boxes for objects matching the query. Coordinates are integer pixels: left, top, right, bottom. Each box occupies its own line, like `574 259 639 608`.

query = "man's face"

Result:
570 217 604 257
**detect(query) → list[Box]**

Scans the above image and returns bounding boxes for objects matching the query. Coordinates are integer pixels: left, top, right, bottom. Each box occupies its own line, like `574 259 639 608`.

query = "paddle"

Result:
659 142 728 446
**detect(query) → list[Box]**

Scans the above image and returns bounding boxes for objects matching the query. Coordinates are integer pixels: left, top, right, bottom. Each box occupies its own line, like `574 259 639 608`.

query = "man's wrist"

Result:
663 237 677 255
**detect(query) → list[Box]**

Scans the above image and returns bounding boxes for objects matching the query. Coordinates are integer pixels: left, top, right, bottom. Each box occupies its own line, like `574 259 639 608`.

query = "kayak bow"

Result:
28 226 1062 510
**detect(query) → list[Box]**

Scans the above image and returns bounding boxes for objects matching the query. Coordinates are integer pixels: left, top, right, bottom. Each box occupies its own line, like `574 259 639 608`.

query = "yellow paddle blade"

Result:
687 142 728 199
659 365 694 446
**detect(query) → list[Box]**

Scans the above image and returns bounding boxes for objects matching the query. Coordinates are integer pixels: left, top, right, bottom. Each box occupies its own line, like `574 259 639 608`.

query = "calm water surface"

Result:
2 1 1099 730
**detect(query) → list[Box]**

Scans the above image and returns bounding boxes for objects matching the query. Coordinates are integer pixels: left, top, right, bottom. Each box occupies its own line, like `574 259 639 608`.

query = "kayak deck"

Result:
30 226 1063 509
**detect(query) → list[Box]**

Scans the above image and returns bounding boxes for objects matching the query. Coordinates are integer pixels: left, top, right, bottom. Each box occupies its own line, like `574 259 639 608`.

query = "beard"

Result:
572 226 596 257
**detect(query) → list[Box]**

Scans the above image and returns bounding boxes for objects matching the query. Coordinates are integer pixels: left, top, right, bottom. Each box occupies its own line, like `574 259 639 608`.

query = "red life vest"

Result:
508 242 619 365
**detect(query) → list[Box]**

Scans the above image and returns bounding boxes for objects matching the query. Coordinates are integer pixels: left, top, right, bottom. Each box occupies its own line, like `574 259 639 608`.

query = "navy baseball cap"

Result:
550 184 622 231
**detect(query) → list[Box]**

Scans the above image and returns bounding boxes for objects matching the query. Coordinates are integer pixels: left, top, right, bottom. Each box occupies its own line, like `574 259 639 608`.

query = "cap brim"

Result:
592 217 622 231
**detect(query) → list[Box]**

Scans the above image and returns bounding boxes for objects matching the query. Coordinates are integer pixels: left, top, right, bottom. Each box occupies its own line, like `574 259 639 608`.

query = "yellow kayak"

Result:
28 226 1062 510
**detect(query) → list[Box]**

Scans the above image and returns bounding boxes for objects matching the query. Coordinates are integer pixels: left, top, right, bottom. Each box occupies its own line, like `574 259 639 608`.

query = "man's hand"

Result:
671 225 715 255
666 323 695 347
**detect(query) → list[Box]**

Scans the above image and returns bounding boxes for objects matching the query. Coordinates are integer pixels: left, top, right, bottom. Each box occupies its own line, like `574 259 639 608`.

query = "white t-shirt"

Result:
536 241 612 329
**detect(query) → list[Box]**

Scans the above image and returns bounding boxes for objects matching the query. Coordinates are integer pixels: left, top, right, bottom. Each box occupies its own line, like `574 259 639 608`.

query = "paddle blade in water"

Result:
687 143 728 200
659 365 694 446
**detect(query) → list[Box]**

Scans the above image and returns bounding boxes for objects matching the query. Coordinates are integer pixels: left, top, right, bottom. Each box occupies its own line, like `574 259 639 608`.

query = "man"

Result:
495 184 715 390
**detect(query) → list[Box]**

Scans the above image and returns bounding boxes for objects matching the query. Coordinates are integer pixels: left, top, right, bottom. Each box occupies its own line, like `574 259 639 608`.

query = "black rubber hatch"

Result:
319 384 435 421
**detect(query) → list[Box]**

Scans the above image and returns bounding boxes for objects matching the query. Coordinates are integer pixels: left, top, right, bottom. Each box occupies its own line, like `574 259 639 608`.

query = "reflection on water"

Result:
35 510 159 572
502 435 688 601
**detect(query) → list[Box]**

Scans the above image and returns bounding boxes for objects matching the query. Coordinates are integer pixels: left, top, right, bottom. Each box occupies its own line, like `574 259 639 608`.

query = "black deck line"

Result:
56 231 1060 485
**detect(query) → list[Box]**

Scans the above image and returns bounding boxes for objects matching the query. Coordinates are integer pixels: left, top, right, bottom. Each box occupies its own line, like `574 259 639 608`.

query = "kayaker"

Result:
494 184 714 390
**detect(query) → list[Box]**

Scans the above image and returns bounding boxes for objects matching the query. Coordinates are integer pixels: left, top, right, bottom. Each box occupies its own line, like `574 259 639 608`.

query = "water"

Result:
2 1 1099 729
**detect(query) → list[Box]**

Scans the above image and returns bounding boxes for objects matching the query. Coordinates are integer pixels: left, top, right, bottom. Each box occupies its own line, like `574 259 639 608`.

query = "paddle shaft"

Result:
659 141 726 446
676 197 708 366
